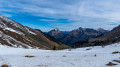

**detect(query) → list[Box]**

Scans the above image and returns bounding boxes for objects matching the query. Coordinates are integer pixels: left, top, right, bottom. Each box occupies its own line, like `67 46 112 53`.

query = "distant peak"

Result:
53 28 59 31
78 27 83 29
97 28 105 31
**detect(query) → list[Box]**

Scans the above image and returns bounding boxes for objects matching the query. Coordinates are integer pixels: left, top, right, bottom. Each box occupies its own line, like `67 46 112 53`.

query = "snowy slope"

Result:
0 15 62 49
0 43 120 67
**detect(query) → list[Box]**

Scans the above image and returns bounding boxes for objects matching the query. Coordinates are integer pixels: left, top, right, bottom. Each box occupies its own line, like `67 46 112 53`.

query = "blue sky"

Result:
0 0 120 31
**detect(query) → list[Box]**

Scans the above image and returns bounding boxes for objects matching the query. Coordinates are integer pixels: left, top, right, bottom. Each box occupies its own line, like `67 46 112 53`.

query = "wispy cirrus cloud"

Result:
0 0 120 31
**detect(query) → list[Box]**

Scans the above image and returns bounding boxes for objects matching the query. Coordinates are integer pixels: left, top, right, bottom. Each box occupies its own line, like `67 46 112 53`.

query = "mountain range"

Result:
73 25 120 48
48 27 108 45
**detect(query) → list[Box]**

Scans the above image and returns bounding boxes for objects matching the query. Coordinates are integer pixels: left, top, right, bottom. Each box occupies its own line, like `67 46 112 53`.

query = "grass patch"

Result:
1 64 9 67
62 55 66 57
113 60 120 63
112 51 120 54
24 55 35 58
57 44 71 50
38 65 48 67
106 62 117 66
94 54 97 57
86 48 92 50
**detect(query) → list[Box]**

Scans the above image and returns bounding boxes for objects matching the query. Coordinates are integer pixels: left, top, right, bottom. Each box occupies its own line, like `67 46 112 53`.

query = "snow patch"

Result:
25 27 37 35
4 28 23 35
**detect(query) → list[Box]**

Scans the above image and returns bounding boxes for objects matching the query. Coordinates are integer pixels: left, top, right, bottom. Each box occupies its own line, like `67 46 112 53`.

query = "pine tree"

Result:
53 46 56 50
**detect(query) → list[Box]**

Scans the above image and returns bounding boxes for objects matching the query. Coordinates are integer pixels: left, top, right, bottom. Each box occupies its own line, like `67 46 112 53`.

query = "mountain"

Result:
0 15 68 50
35 29 62 45
48 28 66 39
73 25 120 48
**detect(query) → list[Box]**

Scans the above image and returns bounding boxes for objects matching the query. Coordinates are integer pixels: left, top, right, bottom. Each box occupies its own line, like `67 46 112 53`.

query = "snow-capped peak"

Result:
54 28 59 31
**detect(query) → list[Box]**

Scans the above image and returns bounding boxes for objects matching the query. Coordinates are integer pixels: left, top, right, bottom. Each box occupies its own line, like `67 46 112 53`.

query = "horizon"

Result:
44 27 111 32
0 0 120 32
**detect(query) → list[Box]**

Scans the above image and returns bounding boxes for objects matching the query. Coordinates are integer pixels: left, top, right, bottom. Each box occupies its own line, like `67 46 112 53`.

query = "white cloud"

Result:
39 19 57 22
0 0 120 31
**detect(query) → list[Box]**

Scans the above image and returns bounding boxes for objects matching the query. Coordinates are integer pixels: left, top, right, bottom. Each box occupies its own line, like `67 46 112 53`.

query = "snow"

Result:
25 27 37 35
5 28 17 33
0 15 14 24
0 43 120 67
4 28 24 35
